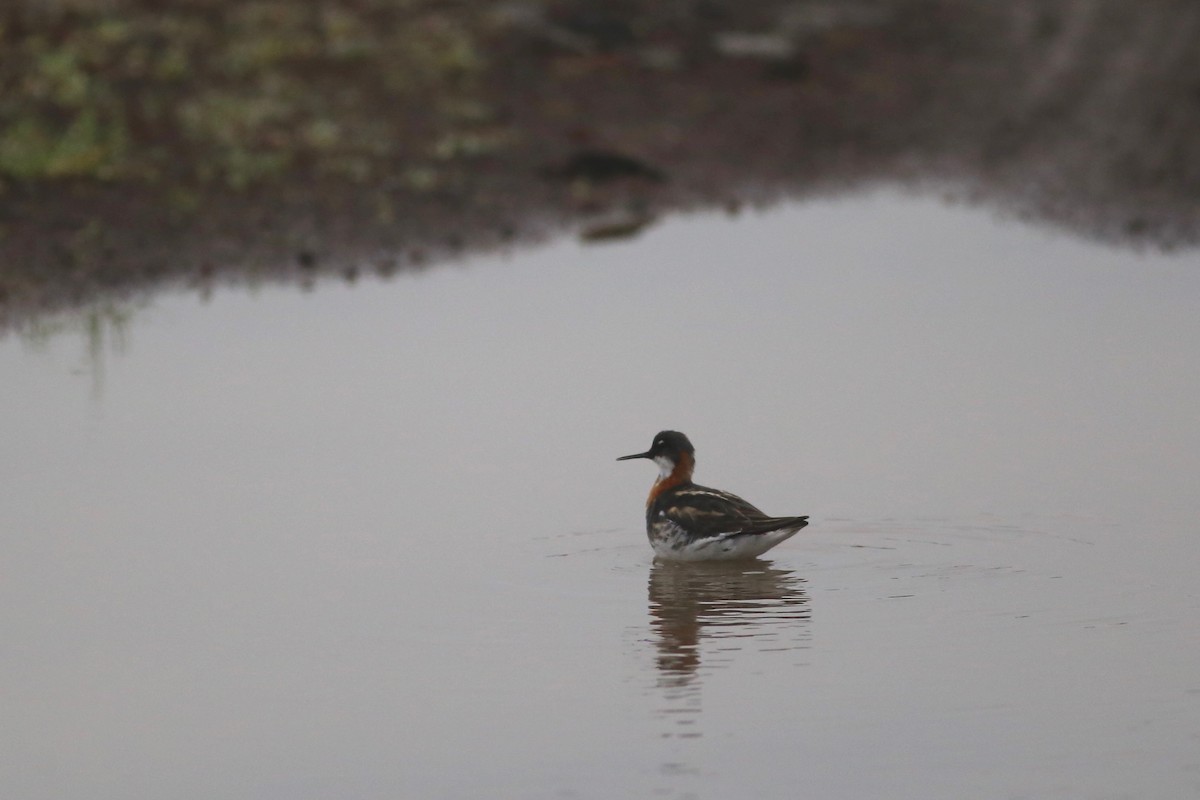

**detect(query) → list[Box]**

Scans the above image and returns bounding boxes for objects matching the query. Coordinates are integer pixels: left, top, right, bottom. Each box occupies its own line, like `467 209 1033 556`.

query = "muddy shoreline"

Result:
3 0 1199 329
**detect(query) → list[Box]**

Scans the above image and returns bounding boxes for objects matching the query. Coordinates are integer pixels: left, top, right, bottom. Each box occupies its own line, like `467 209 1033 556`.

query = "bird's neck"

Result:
647 452 694 507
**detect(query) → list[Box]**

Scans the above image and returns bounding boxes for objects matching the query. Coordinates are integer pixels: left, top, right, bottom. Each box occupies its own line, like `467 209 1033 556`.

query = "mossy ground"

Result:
1 1 498 188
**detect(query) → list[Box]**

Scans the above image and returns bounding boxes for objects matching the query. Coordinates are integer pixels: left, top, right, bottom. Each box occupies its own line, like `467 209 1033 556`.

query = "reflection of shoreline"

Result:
647 560 810 736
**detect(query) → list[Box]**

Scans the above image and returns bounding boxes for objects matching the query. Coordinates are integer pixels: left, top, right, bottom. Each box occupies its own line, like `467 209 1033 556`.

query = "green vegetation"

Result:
0 1 500 188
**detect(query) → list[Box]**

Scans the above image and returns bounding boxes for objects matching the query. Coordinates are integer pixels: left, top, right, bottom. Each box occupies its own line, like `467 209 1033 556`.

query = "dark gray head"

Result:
616 430 695 464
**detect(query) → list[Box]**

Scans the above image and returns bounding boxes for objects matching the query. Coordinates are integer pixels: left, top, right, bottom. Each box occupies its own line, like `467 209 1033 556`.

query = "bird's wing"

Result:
658 484 803 540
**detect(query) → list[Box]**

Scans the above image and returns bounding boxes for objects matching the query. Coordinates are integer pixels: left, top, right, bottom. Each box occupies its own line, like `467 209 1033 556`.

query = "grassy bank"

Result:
1 1 494 188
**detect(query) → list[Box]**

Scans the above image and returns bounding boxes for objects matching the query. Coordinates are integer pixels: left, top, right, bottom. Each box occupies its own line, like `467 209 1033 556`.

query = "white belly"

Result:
649 521 802 561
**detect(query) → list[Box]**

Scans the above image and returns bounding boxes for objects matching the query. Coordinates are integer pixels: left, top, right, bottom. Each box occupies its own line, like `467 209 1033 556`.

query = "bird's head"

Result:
617 430 695 478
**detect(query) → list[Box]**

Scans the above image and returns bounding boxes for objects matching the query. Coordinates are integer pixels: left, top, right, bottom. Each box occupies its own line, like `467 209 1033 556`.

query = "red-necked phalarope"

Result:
618 430 809 561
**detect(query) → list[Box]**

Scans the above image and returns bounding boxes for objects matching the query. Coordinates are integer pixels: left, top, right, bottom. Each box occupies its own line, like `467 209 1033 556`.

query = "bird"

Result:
617 431 809 561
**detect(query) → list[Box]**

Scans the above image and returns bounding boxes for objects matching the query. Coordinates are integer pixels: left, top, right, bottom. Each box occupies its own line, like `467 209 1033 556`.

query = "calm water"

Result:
3 195 1199 799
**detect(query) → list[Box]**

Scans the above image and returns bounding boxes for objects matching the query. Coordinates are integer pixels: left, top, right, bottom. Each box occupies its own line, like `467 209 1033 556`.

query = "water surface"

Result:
3 195 1199 799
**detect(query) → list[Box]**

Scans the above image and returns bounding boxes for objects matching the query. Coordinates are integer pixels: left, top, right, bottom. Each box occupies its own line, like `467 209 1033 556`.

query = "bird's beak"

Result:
616 449 653 461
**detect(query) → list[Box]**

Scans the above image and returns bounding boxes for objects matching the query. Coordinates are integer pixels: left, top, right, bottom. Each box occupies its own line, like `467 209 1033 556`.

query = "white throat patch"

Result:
653 455 676 479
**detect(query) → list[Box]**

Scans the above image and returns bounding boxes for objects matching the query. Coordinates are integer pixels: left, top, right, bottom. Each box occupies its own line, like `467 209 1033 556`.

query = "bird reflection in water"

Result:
646 559 810 737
